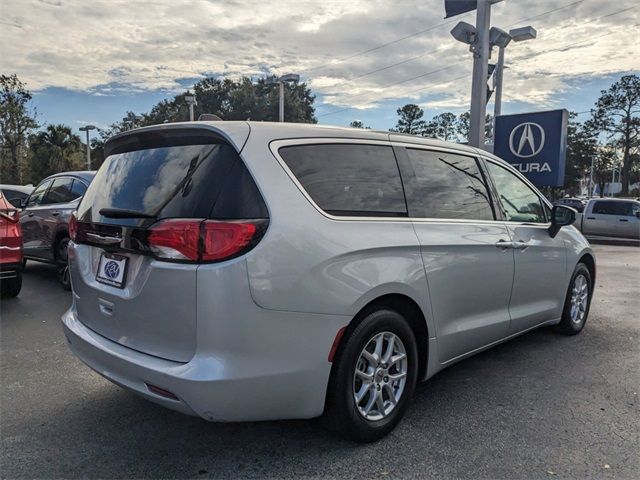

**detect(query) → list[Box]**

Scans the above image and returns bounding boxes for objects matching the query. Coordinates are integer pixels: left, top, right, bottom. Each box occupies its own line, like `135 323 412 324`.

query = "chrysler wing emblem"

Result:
509 122 545 158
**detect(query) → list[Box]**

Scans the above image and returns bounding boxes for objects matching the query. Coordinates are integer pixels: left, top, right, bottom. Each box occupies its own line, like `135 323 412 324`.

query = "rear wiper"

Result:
99 208 156 219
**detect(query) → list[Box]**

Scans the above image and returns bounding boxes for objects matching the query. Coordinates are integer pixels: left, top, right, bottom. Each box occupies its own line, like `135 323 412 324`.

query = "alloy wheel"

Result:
352 331 408 421
570 274 589 324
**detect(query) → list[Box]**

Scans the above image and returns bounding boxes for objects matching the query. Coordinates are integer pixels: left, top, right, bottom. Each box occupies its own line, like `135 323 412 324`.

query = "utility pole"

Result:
469 0 491 148
185 94 197 121
279 81 285 122
79 125 96 170
493 46 505 118
589 155 595 197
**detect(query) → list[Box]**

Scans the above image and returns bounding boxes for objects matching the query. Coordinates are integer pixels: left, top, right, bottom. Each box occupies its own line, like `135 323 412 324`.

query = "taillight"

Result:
147 220 201 261
69 212 78 241
147 219 265 263
201 221 257 261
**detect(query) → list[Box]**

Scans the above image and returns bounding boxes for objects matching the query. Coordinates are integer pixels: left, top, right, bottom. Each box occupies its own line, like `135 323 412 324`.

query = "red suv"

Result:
0 190 23 297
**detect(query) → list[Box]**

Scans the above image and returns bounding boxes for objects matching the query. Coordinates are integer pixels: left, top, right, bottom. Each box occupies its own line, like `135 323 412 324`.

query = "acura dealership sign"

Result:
494 109 568 187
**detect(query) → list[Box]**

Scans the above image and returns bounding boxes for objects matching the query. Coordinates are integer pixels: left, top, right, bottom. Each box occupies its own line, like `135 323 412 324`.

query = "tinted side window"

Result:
3 189 28 201
70 179 88 199
485 161 546 223
592 201 633 216
402 149 494 220
43 177 76 204
279 144 406 216
27 180 52 207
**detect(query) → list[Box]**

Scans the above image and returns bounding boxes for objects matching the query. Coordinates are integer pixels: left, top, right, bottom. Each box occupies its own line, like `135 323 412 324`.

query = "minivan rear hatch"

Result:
71 126 268 362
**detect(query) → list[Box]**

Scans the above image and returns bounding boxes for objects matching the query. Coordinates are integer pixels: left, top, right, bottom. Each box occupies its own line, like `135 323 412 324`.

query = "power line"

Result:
316 5 639 118
301 14 473 76
312 0 587 93
318 17 640 118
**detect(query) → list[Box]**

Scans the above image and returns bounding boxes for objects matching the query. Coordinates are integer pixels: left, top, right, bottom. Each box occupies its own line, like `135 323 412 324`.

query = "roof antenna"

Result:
198 114 223 121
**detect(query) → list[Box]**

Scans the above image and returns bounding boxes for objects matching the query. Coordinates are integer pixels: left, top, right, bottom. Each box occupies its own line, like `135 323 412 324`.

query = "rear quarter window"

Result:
278 143 407 217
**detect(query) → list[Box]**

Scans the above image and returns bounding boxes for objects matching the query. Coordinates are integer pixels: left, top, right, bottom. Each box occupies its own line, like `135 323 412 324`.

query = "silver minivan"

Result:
62 121 595 442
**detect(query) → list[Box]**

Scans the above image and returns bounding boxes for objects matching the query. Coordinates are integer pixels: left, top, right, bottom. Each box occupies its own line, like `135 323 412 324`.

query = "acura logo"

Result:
509 122 545 158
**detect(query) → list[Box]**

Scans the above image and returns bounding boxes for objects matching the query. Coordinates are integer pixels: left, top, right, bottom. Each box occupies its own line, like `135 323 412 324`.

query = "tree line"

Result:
0 74 316 184
1 72 638 196
350 75 639 196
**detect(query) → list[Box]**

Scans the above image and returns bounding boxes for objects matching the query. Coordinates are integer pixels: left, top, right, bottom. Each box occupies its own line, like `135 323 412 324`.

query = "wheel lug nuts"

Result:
376 384 381 391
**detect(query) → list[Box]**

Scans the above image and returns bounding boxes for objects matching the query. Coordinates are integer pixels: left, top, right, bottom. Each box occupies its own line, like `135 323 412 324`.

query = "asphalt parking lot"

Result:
1 244 639 479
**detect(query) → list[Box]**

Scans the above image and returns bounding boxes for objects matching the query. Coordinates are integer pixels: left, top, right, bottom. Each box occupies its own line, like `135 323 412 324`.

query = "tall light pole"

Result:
493 26 537 119
185 94 197 121
79 125 96 170
270 74 300 122
450 1 507 148
468 0 492 148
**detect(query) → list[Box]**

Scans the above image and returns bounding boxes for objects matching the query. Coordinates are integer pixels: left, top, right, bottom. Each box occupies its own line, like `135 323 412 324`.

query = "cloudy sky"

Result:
1 0 638 131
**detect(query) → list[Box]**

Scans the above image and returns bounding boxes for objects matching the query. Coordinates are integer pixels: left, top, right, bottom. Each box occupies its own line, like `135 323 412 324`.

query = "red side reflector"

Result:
145 383 179 401
328 326 347 362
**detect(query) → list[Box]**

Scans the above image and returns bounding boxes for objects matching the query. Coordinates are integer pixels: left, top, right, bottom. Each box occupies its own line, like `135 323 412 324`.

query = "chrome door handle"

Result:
51 211 60 216
512 241 530 250
619 219 629 222
495 239 515 250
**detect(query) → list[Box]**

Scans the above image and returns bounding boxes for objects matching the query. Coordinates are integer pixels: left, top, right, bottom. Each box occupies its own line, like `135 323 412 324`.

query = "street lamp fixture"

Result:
79 125 96 170
184 94 197 122
492 25 536 119
269 74 300 122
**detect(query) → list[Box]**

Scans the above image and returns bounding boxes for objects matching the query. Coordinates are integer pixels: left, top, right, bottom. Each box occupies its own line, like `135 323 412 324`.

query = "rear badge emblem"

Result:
104 260 120 280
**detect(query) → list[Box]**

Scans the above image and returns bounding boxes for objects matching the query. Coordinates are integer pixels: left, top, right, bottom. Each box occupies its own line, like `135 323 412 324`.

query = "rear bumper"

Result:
62 303 349 422
0 261 22 279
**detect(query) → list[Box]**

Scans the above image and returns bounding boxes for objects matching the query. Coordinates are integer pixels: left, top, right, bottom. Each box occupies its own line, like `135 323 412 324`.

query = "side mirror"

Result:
8 197 25 209
549 205 576 238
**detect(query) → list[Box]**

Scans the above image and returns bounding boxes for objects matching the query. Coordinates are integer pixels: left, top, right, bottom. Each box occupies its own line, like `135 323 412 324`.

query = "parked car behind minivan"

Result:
62 122 595 442
19 171 95 289
0 190 23 297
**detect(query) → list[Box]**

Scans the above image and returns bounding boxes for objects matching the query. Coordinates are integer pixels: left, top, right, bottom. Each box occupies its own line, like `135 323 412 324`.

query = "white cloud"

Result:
1 0 638 114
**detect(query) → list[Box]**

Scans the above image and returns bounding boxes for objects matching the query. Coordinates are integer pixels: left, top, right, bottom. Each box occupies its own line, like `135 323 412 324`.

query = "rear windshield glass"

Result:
77 142 267 225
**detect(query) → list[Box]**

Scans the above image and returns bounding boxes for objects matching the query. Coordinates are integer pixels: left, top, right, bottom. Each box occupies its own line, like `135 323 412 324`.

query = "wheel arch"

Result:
52 228 70 263
332 293 430 383
578 252 596 284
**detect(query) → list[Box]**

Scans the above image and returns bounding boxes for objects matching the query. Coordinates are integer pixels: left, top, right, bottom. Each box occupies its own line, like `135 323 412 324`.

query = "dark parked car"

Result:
19 171 95 288
555 197 586 213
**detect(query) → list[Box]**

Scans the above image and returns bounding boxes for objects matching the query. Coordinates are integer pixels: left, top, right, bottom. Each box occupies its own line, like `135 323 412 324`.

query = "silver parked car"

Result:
62 122 595 442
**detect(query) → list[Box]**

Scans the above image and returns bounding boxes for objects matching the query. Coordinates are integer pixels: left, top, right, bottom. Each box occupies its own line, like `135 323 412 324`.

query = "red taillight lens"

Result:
147 219 202 261
69 212 78 241
201 221 257 261
147 219 263 263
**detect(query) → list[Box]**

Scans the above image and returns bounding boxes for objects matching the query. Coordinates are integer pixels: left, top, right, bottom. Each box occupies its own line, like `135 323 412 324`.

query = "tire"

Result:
1 270 22 298
55 235 71 291
555 263 592 335
323 308 418 443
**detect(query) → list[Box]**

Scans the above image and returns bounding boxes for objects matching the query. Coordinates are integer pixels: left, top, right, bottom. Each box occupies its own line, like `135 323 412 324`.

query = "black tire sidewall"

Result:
326 308 418 442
